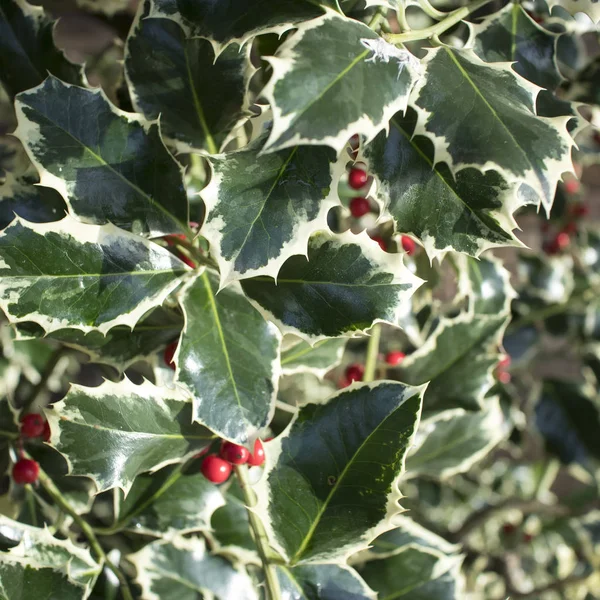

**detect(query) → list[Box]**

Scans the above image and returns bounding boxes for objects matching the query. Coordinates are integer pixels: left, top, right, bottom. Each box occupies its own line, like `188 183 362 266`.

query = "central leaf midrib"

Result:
66 418 209 440
3 269 183 280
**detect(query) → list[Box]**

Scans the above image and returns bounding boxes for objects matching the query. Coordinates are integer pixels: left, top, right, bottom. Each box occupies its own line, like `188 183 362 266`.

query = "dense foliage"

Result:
0 0 599 598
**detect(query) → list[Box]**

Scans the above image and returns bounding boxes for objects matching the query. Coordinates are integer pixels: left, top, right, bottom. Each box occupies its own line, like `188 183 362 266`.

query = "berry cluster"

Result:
163 222 200 269
496 355 511 384
339 351 406 388
201 438 266 484
11 413 51 485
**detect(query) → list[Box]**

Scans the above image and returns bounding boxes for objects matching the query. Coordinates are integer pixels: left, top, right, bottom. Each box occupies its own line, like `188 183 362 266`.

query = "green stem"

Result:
397 0 411 32
38 469 134 600
368 7 387 29
363 324 382 383
167 236 218 270
534 458 561 500
385 0 495 44
235 465 281 600
22 347 69 412
417 0 447 19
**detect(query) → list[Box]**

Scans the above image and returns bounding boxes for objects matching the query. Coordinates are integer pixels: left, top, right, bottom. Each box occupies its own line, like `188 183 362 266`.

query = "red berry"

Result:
178 253 196 269
502 523 516 535
570 203 589 218
562 221 578 235
371 236 386 251
42 420 51 443
498 371 512 384
164 341 178 370
523 533 534 543
345 363 364 383
386 351 406 366
164 234 186 246
220 441 250 465
564 179 580 195
401 235 416 255
555 231 570 250
12 459 39 485
349 197 371 218
201 455 232 484
20 414 45 438
498 355 511 370
348 168 368 190
189 221 199 229
247 439 265 467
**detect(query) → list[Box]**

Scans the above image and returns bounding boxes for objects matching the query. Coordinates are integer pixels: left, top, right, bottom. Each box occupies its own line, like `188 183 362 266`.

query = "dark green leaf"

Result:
126 12 251 153
0 0 83 99
50 378 213 494
210 491 256 557
0 562 85 600
15 76 189 236
202 141 338 284
241 231 422 340
0 216 187 333
177 271 280 444
257 381 423 563
263 12 419 152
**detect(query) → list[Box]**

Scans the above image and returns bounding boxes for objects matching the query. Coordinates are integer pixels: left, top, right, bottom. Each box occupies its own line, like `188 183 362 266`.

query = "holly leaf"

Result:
210 490 257 560
176 271 281 444
547 0 600 23
118 465 225 536
256 381 423 564
472 3 562 91
148 0 327 48
48 378 213 494
0 0 84 99
400 313 507 412
126 11 252 153
76 0 130 16
14 76 189 236
363 109 519 259
405 397 509 479
277 564 375 600
358 545 464 599
262 12 419 153
201 141 339 285
411 47 574 213
241 231 423 341
0 216 187 334
0 562 86 600
281 336 346 377
130 536 258 600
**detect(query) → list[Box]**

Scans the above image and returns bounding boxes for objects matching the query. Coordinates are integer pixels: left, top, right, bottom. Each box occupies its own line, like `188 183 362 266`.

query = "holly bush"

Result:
0 0 599 598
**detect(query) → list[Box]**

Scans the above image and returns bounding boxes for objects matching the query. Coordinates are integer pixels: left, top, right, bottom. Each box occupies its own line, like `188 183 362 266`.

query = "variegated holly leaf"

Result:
411 47 574 213
262 12 419 153
517 254 575 305
0 562 87 600
17 307 183 369
358 545 464 599
405 397 509 479
201 140 338 285
148 0 327 48
363 110 518 259
0 216 187 334
118 465 225 536
400 313 508 412
14 76 189 236
0 0 84 99
48 378 213 494
176 271 280 444
472 3 562 91
281 335 346 377
126 11 252 153
0 516 100 590
277 564 375 600
241 231 423 341
130 537 258 600
547 0 600 23
76 0 130 16
256 381 423 564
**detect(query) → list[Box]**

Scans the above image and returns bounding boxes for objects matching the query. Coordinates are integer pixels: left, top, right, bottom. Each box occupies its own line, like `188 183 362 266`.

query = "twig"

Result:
417 0 447 19
385 0 495 44
235 465 281 600
22 347 69 412
37 469 134 600
397 0 411 32
363 324 381 383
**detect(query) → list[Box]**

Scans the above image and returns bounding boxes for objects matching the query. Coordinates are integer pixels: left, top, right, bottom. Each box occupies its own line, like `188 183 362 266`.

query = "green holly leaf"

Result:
405 397 509 479
176 271 280 444
49 378 213 494
126 12 252 153
0 216 187 334
0 516 100 590
118 465 225 536
148 0 327 48
411 47 574 213
14 76 189 236
241 231 423 341
517 255 575 305
472 4 562 90
358 545 464 599
0 562 86 600
210 490 257 560
363 110 519 259
547 0 599 23
130 536 258 600
263 12 419 153
256 381 423 564
281 336 346 377
276 564 375 599
201 141 339 284
0 0 84 99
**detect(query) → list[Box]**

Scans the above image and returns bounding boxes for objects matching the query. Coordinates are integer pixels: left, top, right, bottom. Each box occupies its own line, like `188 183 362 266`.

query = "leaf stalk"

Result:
363 323 382 383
